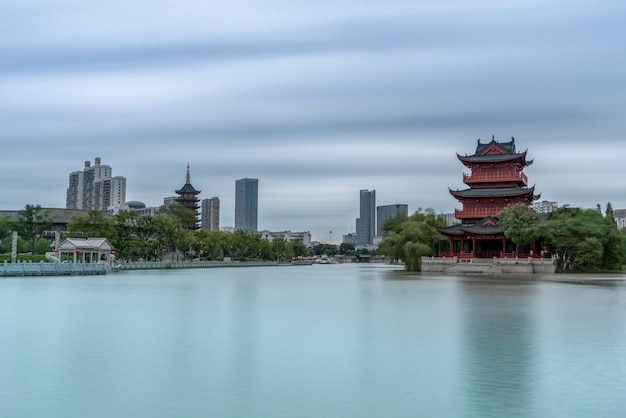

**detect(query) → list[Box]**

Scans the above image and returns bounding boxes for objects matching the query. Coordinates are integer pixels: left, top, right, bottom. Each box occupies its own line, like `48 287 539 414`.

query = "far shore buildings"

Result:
261 230 312 248
533 200 559 214
66 157 126 212
438 137 543 258
201 197 220 231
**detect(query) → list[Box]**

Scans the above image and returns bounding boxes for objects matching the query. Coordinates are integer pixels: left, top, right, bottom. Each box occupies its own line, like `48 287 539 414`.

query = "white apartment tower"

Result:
201 197 220 231
66 157 126 211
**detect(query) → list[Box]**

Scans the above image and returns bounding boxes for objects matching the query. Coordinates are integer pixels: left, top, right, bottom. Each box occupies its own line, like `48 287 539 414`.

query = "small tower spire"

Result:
186 163 191 184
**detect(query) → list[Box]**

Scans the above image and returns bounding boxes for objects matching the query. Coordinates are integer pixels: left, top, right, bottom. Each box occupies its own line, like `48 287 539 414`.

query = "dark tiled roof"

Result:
450 186 536 199
476 137 516 154
457 151 530 164
457 136 533 166
438 215 506 236
438 224 465 236
175 183 200 194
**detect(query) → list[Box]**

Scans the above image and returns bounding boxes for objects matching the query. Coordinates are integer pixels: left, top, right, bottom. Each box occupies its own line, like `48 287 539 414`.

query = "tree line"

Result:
0 204 361 263
0 204 312 262
379 203 626 272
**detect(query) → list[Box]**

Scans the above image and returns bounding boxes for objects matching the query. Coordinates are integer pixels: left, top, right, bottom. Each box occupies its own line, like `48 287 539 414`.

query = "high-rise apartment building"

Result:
235 178 258 231
377 204 408 237
201 197 220 231
66 158 126 211
356 189 376 245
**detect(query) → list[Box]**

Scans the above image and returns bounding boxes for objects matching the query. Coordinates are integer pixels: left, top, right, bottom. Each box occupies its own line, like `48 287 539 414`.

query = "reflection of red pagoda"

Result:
175 164 201 230
438 136 540 258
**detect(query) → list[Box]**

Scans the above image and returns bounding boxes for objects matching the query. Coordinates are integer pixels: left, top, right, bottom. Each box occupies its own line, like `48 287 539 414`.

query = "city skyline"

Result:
2 0 626 242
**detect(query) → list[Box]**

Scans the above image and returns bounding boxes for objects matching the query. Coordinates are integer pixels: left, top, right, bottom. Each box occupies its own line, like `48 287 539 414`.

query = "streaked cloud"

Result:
1 0 625 240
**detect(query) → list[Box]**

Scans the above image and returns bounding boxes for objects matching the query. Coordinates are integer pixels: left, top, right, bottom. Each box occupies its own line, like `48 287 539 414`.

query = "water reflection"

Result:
459 279 538 418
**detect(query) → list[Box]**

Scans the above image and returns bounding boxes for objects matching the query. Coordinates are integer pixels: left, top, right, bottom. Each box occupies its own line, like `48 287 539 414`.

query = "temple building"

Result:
438 136 541 258
175 165 201 230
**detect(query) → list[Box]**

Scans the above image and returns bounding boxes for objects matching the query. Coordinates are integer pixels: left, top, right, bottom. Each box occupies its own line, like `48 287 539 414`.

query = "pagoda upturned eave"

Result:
175 183 201 195
456 150 532 166
449 185 537 200
438 223 505 237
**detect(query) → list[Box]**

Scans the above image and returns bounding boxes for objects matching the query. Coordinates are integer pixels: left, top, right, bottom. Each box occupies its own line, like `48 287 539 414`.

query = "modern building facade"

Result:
377 204 408 237
66 158 126 211
260 230 312 248
175 165 201 230
356 189 376 245
201 197 220 231
235 178 258 231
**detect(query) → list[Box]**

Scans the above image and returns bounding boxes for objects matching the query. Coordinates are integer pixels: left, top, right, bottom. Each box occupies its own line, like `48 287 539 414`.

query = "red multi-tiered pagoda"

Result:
438 136 540 258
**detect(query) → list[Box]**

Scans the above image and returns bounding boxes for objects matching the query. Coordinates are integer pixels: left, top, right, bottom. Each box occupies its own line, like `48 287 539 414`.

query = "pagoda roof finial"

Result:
186 163 191 184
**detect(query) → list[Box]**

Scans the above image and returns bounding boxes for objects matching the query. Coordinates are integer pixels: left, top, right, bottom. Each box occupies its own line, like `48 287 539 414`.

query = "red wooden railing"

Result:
454 208 499 218
463 171 527 185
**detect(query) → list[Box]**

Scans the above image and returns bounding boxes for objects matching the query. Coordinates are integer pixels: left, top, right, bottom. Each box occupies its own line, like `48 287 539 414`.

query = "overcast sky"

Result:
1 0 625 242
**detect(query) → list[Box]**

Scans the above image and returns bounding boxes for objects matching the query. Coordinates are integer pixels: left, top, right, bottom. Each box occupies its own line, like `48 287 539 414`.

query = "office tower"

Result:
235 178 258 231
356 189 375 245
175 165 201 230
66 157 126 211
201 197 220 231
377 204 408 237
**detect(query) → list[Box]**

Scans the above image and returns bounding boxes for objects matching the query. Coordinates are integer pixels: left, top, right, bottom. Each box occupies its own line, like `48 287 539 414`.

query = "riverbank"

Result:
0 260 280 277
121 260 279 270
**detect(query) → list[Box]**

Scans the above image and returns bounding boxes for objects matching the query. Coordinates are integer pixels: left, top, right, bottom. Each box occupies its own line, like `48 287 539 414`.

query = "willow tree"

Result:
379 209 446 271
498 203 540 257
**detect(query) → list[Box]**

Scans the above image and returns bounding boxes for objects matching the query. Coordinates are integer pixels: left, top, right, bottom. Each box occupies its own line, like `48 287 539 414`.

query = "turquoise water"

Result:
1 264 625 418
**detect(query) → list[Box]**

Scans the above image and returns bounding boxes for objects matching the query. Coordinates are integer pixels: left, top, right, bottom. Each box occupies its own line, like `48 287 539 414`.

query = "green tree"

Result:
288 239 309 258
498 203 540 257
66 210 114 238
15 204 52 253
338 243 355 256
602 202 624 270
312 243 338 256
271 237 288 262
539 207 622 271
153 214 184 261
111 210 139 259
0 216 11 252
135 215 157 260
158 203 197 230
379 209 446 271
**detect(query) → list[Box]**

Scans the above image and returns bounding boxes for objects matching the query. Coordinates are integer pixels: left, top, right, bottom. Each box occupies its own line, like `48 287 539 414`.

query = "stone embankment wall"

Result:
121 261 279 270
421 257 556 274
0 261 107 277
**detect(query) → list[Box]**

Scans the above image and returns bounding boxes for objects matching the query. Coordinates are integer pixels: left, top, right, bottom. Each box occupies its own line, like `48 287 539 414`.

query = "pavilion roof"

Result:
58 238 112 251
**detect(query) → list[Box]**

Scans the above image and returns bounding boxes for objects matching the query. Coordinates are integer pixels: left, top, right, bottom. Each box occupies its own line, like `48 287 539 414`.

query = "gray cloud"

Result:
1 0 626 241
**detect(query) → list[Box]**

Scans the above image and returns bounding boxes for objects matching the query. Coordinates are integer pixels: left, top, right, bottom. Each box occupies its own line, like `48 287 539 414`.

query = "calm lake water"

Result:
1 264 625 418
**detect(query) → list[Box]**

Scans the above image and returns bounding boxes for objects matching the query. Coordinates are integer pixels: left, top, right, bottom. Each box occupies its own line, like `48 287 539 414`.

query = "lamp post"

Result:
329 230 332 244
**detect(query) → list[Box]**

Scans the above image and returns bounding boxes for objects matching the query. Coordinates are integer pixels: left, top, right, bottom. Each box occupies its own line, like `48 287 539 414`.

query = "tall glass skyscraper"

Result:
235 178 258 231
356 189 376 245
